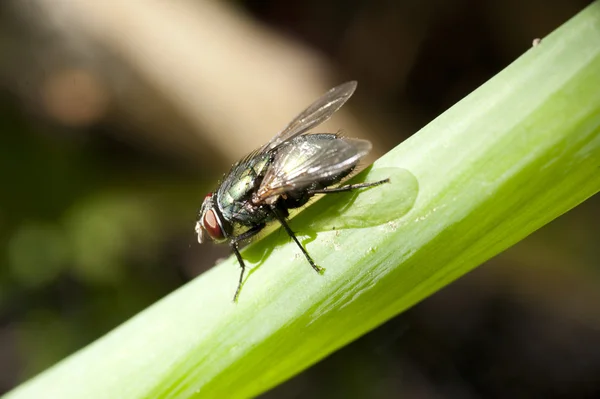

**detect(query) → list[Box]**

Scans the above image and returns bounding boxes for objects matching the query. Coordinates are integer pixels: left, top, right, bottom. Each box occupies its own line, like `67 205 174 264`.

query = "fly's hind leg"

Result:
308 178 390 195
230 224 265 302
269 205 325 275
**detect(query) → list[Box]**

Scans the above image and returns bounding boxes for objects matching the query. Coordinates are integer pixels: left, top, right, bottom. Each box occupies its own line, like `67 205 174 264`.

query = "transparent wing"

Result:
260 81 357 153
255 136 371 202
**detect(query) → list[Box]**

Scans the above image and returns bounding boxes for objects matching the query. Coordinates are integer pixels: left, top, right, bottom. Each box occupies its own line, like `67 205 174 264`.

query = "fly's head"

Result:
195 193 227 244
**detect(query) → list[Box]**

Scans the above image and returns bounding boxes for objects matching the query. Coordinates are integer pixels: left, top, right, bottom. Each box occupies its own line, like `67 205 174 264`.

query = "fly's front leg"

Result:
230 224 265 302
308 178 390 195
269 205 324 274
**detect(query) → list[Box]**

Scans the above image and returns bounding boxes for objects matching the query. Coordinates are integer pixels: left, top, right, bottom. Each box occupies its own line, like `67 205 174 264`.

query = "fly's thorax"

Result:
217 153 271 204
215 152 274 228
221 173 257 205
219 196 273 230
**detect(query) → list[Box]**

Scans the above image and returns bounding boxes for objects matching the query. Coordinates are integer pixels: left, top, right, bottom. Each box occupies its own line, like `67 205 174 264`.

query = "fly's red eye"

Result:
203 209 224 240
205 193 212 200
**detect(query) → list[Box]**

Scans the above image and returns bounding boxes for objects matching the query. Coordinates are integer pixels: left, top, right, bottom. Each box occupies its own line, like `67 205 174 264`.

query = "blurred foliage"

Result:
0 95 214 385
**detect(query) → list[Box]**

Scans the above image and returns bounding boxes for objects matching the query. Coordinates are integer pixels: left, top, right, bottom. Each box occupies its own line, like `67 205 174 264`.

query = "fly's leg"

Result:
230 224 265 302
266 178 388 279
308 178 390 195
230 243 246 303
270 206 325 275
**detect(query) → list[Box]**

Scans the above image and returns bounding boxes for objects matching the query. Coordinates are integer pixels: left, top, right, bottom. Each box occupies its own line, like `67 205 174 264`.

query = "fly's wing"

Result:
260 81 357 153
255 136 371 202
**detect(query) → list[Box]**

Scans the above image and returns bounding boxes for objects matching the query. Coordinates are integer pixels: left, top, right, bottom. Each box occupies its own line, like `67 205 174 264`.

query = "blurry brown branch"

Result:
29 0 383 165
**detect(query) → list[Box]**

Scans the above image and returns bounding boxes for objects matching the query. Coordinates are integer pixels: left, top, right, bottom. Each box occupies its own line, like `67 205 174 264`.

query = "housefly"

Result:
195 81 389 301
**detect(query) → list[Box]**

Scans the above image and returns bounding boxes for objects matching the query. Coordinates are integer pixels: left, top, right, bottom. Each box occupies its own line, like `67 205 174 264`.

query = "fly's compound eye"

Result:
203 209 225 241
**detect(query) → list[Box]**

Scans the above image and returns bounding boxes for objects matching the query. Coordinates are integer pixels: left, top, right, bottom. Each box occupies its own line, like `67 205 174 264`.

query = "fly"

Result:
195 81 389 301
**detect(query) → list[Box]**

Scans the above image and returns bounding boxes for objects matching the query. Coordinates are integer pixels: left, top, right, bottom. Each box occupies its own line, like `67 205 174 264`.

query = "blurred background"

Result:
0 0 598 397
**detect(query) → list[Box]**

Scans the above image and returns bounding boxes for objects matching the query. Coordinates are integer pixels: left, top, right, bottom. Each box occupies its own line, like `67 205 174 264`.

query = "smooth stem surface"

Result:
6 3 600 399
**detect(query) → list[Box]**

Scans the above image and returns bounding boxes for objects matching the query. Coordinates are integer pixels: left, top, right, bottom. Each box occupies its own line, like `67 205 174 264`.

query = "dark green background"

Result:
0 1 597 398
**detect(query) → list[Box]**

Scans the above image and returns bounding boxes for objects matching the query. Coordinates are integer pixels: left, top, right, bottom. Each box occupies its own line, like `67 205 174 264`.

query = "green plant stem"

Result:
5 3 600 399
